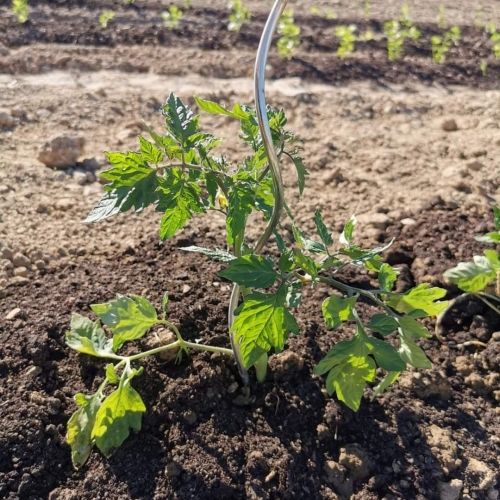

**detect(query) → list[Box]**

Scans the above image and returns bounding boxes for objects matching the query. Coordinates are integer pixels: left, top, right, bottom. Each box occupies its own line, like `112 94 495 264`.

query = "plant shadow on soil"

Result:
0 202 498 498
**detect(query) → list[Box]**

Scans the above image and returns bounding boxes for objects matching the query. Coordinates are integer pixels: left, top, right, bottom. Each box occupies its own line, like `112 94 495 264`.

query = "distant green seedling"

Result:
431 26 461 64
335 25 357 58
228 0 251 32
277 9 301 59
98 10 116 29
161 5 183 30
485 23 500 59
383 5 421 61
11 0 29 23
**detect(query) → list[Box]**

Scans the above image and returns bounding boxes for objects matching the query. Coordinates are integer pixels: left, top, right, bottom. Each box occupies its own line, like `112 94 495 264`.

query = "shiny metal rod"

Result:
228 0 288 384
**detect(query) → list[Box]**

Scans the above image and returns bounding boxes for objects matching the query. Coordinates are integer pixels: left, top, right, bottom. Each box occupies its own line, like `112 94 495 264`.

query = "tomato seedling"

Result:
66 1 450 467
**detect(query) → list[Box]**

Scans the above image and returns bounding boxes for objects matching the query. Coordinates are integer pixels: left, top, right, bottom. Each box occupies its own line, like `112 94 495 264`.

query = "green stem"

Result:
318 275 399 317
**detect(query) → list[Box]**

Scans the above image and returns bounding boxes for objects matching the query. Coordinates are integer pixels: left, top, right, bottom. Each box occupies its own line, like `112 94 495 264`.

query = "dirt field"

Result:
0 1 499 499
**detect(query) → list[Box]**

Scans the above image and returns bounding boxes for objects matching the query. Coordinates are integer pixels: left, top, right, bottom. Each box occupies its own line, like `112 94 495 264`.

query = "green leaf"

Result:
161 93 199 147
159 200 191 240
65 314 113 357
444 252 498 293
91 295 158 351
219 255 277 288
92 371 146 457
232 287 293 368
314 337 360 375
475 232 500 244
387 284 448 317
66 392 103 468
139 136 163 164
322 295 357 329
378 263 398 292
398 315 432 339
367 313 399 335
397 316 432 368
314 209 333 246
373 371 401 398
194 97 249 120
366 337 406 371
180 245 235 262
326 355 376 411
290 154 308 194
226 184 254 246
293 249 318 278
340 215 357 246
105 364 120 384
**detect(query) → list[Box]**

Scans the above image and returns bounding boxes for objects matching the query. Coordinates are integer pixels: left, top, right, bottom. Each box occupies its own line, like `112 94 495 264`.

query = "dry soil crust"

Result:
0 203 499 499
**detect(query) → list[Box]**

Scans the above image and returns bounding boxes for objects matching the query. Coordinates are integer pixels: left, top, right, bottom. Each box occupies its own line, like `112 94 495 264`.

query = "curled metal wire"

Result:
228 0 289 384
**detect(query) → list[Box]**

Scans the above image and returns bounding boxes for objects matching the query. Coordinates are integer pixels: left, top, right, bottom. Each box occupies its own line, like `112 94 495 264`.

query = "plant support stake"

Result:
228 0 289 384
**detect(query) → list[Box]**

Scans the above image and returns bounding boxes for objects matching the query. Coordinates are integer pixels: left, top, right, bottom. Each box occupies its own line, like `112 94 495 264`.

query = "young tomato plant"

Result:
277 9 301 59
161 5 183 30
67 91 450 467
228 0 251 32
11 0 29 23
383 5 421 61
442 207 500 318
335 25 357 58
98 10 116 29
431 26 461 64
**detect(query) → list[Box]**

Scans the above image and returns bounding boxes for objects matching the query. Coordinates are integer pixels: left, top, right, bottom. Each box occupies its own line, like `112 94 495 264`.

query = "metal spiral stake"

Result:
228 0 289 385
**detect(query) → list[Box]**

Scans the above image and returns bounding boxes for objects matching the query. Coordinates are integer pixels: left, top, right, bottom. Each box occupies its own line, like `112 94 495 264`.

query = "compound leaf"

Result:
397 316 432 368
366 336 406 371
66 314 113 357
66 391 103 468
91 295 158 351
326 355 376 411
314 209 333 246
322 295 357 329
232 287 293 368
180 246 235 262
92 372 146 457
378 263 398 292
340 215 357 246
367 313 399 335
387 284 448 317
444 252 498 293
219 255 277 288
290 154 308 194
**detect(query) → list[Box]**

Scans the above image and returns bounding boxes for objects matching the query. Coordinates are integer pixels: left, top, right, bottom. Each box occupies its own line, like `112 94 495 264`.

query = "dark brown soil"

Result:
0 202 498 499
0 2 499 89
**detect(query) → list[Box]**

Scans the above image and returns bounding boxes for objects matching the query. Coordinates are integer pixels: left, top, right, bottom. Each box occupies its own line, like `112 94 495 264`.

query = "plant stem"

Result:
318 275 398 317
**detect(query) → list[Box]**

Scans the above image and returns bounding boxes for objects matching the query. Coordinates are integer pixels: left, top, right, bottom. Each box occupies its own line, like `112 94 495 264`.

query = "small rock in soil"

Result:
5 307 22 320
0 184 10 194
323 460 353 498
247 450 268 473
467 458 496 491
316 423 330 442
441 118 458 132
357 212 391 229
182 410 197 425
1 247 13 260
72 170 89 186
269 351 304 379
426 424 459 473
399 370 452 401
0 111 16 129
145 329 178 362
467 160 484 171
14 267 29 277
338 444 372 481
12 252 30 268
438 479 463 500
38 136 85 169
